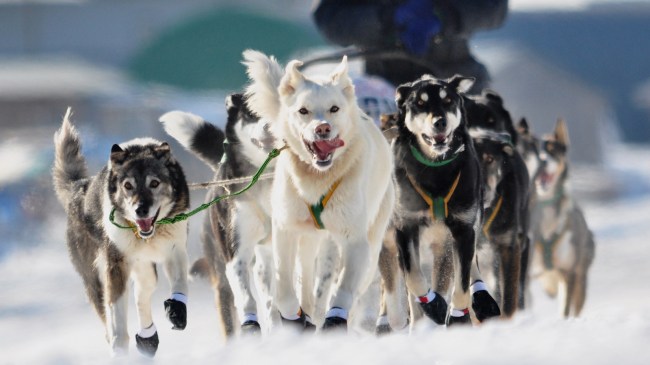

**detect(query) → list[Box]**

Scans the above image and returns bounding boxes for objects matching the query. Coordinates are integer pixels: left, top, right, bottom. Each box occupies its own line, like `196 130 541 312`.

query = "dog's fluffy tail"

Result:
159 111 226 172
52 107 88 209
242 49 284 120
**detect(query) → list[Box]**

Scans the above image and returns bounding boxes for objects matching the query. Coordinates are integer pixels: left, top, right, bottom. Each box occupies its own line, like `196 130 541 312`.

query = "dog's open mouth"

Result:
421 133 448 147
538 171 555 190
135 209 159 238
304 137 345 166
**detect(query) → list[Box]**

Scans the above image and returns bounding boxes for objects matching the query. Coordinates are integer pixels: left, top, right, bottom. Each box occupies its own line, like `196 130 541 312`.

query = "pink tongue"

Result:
136 218 154 232
313 138 345 155
540 172 553 185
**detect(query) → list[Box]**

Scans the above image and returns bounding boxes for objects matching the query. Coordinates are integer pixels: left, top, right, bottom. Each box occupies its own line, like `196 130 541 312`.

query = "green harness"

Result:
409 144 458 167
307 179 342 230
406 144 461 221
535 187 568 269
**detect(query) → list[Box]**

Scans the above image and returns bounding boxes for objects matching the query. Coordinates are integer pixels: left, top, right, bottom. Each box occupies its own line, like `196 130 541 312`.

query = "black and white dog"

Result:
530 119 595 318
464 90 531 317
53 108 190 357
160 93 278 337
384 75 500 326
469 129 530 317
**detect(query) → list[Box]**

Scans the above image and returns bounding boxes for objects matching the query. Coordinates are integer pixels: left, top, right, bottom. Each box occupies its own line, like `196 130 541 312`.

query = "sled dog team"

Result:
52 50 595 357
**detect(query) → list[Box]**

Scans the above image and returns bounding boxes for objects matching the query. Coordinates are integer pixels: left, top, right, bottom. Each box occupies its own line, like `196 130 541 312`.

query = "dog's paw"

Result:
375 323 392 336
446 308 472 326
280 308 312 333
164 298 187 330
472 290 501 322
419 292 448 325
241 320 262 336
322 316 347 333
135 332 159 358
305 319 317 333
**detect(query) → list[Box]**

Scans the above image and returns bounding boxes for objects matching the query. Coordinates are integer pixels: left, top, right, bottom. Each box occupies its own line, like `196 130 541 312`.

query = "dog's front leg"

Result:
496 232 522 318
253 241 278 331
230 201 272 334
272 227 301 325
226 232 259 334
312 238 340 326
324 234 377 331
396 226 449 325
100 247 130 356
132 260 159 357
163 240 189 331
448 220 482 325
297 236 319 327
106 290 130 356
377 232 409 333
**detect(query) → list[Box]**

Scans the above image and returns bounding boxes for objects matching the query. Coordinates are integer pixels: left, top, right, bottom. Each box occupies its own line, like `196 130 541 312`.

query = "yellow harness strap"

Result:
307 179 342 229
407 172 461 221
482 196 503 240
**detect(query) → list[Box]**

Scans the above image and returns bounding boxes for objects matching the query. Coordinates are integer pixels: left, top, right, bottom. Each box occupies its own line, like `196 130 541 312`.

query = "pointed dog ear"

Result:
483 89 503 105
448 75 475 94
517 118 530 135
154 142 172 162
330 55 349 83
226 93 244 111
330 56 355 99
110 144 127 166
279 60 304 98
554 118 570 148
395 82 412 110
225 93 245 121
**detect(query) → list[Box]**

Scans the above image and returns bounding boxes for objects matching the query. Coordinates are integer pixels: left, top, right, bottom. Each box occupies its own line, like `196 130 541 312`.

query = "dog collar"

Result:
410 144 459 168
407 172 461 221
482 195 503 240
307 179 342 229
537 185 565 207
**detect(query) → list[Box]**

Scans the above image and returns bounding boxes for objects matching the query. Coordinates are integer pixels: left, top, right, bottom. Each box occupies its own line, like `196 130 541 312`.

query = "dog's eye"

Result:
443 97 452 105
485 155 494 164
330 106 339 113
149 180 160 189
545 142 554 153
298 107 309 115
417 99 425 106
124 182 133 190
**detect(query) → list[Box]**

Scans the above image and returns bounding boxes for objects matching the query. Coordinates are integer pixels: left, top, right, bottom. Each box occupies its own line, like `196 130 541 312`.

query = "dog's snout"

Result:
433 118 447 131
135 204 149 218
539 158 548 170
315 122 331 137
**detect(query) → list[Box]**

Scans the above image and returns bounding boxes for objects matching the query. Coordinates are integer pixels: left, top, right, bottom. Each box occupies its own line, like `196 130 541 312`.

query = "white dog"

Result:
242 50 395 332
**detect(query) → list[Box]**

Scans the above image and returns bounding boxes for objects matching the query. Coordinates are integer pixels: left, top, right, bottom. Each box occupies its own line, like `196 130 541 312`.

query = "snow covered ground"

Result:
1 142 649 365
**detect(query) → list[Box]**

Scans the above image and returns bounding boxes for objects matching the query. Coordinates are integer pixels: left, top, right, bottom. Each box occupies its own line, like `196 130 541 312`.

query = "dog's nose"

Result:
135 204 149 217
315 122 331 137
433 118 447 131
539 158 547 170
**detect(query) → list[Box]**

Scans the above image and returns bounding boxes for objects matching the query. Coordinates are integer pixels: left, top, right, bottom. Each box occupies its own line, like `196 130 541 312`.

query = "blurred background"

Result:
1 0 649 261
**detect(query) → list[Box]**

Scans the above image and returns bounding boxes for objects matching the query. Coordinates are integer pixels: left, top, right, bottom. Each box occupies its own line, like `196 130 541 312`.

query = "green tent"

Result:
129 7 325 92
